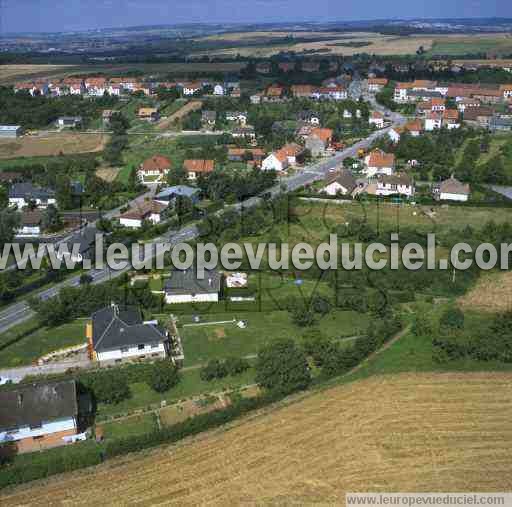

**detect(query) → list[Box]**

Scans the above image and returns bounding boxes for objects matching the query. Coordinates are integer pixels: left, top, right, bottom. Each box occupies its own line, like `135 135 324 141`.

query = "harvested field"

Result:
157 100 202 130
3 372 512 505
0 64 73 84
459 271 512 313
0 133 108 159
95 167 120 182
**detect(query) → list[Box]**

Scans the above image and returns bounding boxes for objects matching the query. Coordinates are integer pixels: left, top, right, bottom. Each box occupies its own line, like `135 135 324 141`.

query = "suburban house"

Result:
87 304 168 362
500 84 512 101
138 155 172 183
262 143 304 172
85 77 107 96
0 380 79 453
369 111 385 129
228 148 265 165
305 128 333 157
291 85 315 98
154 185 200 206
311 85 347 101
425 110 460 131
364 149 395 177
9 182 56 209
213 84 225 95
119 201 167 229
322 170 357 196
16 210 42 237
201 110 217 127
231 126 256 140
137 108 160 122
0 125 23 138
297 111 320 126
368 78 388 93
56 116 82 128
374 173 415 198
225 111 248 125
56 226 97 265
433 176 471 202
183 159 214 180
164 269 222 304
181 82 202 96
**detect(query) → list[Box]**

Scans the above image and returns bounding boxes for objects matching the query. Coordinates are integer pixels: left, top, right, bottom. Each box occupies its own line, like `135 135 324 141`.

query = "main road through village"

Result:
0 80 406 335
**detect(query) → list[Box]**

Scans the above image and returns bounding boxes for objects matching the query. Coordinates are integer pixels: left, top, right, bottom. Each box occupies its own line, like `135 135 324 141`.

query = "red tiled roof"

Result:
291 85 315 96
121 201 167 220
183 160 214 173
405 120 422 132
443 109 459 120
310 128 333 143
368 78 388 85
368 149 395 168
140 155 172 173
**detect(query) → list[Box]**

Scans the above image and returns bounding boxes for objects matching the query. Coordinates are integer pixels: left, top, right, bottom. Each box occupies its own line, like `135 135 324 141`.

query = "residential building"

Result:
164 270 222 304
264 85 284 102
9 182 56 209
225 111 248 125
250 93 262 104
119 201 167 229
0 125 23 138
56 116 82 129
369 111 385 129
364 149 395 177
87 304 168 362
305 128 333 157
433 176 470 202
16 210 42 237
490 115 512 132
56 226 97 265
375 173 414 198
137 108 159 122
181 82 202 96
296 111 320 126
232 126 256 140
183 159 214 180
138 155 172 183
201 110 217 127
291 84 315 98
0 380 79 454
425 111 444 131
368 78 388 93
457 98 481 113
302 61 320 73
394 82 413 103
213 84 225 96
154 185 200 206
463 106 494 128
322 170 357 196
227 148 265 164
388 126 404 144
500 84 512 101
262 143 303 172
85 77 107 96
443 109 461 129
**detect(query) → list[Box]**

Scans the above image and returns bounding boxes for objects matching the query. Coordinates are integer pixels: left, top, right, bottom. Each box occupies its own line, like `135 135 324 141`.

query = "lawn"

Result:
0 319 87 368
180 309 368 367
100 414 158 440
96 367 256 419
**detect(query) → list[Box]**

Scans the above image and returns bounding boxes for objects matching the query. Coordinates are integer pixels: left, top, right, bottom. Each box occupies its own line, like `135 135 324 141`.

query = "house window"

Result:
138 344 145 351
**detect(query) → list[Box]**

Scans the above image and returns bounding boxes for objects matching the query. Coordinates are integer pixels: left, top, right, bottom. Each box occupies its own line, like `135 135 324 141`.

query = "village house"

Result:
305 128 333 157
0 380 80 454
14 81 49 96
433 176 470 202
183 159 214 180
0 125 23 138
463 106 494 128
16 210 43 237
490 115 512 132
119 201 167 229
9 182 56 209
232 125 256 141
225 111 248 125
263 85 284 102
456 97 481 113
228 148 265 165
388 126 404 144
261 143 304 172
500 84 512 101
322 170 357 196
369 111 385 129
364 149 395 177
296 110 321 126
61 78 85 95
213 83 225 96
138 155 172 183
56 116 82 129
137 108 160 122
311 85 347 101
164 270 222 304
368 78 388 93
394 82 414 103
424 111 443 131
154 185 200 206
201 110 217 127
291 84 315 98
443 109 461 129
181 82 202 96
87 304 168 362
85 77 107 97
374 173 414 198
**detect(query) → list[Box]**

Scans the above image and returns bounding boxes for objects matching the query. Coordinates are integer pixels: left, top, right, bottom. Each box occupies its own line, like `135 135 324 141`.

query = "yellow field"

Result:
459 271 512 313
3 373 512 505
0 64 73 83
0 133 108 159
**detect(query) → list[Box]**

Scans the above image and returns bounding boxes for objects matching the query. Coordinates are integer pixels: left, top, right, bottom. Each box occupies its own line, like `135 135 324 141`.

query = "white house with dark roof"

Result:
433 177 470 202
164 270 221 304
0 380 79 453
322 170 357 196
8 182 56 209
87 304 169 362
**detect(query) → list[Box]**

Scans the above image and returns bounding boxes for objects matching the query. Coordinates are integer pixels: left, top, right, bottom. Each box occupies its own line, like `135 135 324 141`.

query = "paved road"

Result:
0 79 405 335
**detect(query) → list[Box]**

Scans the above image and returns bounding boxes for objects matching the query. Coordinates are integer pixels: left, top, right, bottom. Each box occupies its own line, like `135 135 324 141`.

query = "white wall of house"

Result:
394 88 408 102
369 118 384 129
9 197 56 209
262 154 285 172
425 118 442 131
376 184 414 197
388 129 401 143
0 416 76 444
439 192 469 202
165 293 219 304
323 182 351 196
365 166 394 177
96 342 166 362
120 217 143 229
16 225 41 237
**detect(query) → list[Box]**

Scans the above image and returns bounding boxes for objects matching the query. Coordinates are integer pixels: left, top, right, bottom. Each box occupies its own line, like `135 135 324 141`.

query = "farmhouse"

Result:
433 176 471 202
119 201 167 229
364 149 395 177
183 159 214 180
0 380 79 453
0 125 23 138
138 155 172 183
164 269 222 304
8 182 56 209
88 304 168 362
322 170 357 196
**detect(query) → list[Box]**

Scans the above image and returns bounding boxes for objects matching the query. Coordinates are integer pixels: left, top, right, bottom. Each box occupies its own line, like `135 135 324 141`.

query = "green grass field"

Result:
100 414 158 440
428 36 512 57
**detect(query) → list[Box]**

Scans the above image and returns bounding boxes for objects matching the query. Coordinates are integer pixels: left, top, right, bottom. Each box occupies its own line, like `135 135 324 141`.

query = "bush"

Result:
82 370 131 405
199 359 228 382
148 360 180 393
440 307 465 330
224 357 250 376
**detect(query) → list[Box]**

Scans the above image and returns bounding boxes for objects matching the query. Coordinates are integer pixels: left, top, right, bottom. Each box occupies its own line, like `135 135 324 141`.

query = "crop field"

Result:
0 133 108 159
3 372 512 505
157 100 202 130
459 271 512 313
0 64 74 84
428 34 512 56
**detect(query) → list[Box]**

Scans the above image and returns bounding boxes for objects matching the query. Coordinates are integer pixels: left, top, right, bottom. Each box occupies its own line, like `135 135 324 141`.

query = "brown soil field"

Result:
3 372 512 505
459 271 512 313
0 64 73 83
157 100 203 130
95 167 120 182
0 133 108 159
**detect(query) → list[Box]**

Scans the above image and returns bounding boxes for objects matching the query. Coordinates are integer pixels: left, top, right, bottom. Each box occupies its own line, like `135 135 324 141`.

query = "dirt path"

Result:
157 100 202 130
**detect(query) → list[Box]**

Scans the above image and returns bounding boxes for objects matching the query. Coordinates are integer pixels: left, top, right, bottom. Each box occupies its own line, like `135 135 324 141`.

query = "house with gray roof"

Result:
154 185 200 206
322 170 357 196
0 380 79 453
88 304 168 362
164 270 222 304
8 182 56 209
433 176 470 202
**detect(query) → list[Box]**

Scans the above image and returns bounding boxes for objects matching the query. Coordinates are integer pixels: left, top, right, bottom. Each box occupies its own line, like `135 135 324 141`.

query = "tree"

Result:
79 273 93 285
200 359 228 381
148 360 180 393
41 204 63 232
89 370 131 404
224 356 250 376
440 307 465 330
0 209 21 248
255 339 311 395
